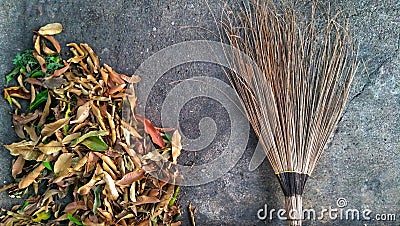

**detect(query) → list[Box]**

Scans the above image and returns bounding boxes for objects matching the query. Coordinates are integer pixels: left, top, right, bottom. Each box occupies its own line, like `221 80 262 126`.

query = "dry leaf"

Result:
33 51 47 72
37 140 63 155
152 184 175 219
13 110 40 125
34 35 41 54
41 39 57 55
42 35 61 53
121 119 141 137
25 78 43 86
104 64 125 84
38 23 63 36
24 126 39 142
116 169 145 186
19 163 45 189
4 86 30 100
93 152 119 174
41 117 70 139
103 171 119 201
12 155 25 178
71 102 91 124
171 130 182 164
52 63 70 77
133 196 160 206
38 92 51 126
54 153 74 175
90 103 107 131
43 77 67 89
4 140 43 161
80 43 99 72
62 132 82 145
63 201 87 214
73 156 88 171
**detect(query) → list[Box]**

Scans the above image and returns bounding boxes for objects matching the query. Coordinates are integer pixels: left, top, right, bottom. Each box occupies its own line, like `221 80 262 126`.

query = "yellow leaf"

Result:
38 23 63 36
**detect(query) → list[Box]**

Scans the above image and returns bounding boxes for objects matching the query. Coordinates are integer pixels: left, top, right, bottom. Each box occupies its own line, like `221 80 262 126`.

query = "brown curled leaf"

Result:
51 63 70 78
116 169 145 186
42 35 61 53
43 77 67 89
25 78 43 86
41 39 57 55
104 64 125 84
171 130 182 164
12 110 40 125
4 86 30 100
33 51 47 72
33 34 41 54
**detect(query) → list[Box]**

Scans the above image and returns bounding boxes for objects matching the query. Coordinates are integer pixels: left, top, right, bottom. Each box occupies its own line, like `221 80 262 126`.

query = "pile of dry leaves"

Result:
0 23 182 226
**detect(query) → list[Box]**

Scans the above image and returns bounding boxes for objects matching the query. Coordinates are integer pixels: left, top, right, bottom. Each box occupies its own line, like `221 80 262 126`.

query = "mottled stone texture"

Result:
0 1 398 225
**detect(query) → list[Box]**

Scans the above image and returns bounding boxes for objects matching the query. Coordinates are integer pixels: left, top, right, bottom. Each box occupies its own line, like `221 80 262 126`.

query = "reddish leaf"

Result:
143 119 165 148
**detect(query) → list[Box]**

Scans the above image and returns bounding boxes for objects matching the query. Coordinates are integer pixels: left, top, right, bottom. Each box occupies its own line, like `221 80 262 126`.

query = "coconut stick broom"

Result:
223 1 358 225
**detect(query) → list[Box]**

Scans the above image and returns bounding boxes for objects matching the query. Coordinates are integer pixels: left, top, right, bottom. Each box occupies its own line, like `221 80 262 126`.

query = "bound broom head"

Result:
223 0 358 225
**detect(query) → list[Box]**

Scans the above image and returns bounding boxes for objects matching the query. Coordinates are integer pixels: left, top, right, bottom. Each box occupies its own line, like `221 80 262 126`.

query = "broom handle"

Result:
285 195 303 226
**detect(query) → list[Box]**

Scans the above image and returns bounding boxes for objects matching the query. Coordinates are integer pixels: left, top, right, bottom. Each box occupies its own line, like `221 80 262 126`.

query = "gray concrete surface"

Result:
0 1 398 225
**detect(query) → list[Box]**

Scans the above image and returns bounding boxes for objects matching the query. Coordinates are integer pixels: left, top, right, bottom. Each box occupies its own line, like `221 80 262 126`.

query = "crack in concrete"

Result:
348 38 400 104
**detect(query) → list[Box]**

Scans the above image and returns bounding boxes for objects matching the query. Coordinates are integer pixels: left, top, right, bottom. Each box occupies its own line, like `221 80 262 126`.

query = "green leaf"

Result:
12 50 38 69
168 186 180 206
30 89 48 111
163 133 172 142
45 55 64 72
19 199 29 213
63 104 71 135
5 67 20 84
6 95 12 106
32 211 51 223
81 136 108 151
93 185 103 214
67 213 83 225
43 162 53 171
70 130 109 147
28 70 45 78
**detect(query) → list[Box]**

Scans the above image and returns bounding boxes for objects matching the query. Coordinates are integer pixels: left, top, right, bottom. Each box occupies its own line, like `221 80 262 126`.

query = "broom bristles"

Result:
223 1 358 225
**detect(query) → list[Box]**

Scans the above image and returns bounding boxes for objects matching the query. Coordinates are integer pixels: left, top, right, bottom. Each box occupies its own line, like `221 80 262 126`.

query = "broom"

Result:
223 0 358 225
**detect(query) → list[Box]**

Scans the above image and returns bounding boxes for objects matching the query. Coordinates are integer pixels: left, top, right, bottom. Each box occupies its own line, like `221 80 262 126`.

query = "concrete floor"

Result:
0 1 398 225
